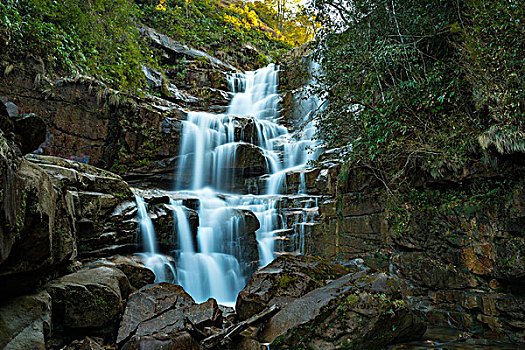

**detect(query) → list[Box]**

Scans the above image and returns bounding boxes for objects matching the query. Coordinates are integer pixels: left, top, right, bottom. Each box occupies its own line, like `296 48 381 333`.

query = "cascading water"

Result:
135 194 176 283
137 61 323 305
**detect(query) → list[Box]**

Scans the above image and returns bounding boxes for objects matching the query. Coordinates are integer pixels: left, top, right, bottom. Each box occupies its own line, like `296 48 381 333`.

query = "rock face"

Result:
0 291 52 350
117 283 222 349
260 271 426 349
0 60 185 184
0 135 77 296
47 266 131 345
236 255 352 321
27 155 137 258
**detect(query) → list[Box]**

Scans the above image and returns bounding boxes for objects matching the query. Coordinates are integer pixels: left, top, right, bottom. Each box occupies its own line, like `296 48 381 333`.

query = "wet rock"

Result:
150 202 199 252
87 255 155 290
118 283 222 349
0 291 52 350
47 266 131 344
236 255 351 321
233 143 268 179
236 209 260 233
260 271 426 349
26 154 137 258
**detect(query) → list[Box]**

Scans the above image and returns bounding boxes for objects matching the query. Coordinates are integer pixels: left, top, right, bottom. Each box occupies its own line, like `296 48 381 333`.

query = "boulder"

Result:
135 298 221 337
140 26 238 72
117 283 196 344
118 283 222 349
235 209 260 233
0 291 52 350
87 255 156 290
233 143 268 178
0 151 76 296
47 266 131 345
235 255 351 321
260 271 427 349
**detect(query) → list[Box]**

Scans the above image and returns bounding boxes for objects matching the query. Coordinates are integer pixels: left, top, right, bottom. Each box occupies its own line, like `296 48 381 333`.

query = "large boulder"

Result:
0 291 52 350
0 140 77 296
117 283 222 349
235 255 351 321
260 271 427 349
46 266 131 346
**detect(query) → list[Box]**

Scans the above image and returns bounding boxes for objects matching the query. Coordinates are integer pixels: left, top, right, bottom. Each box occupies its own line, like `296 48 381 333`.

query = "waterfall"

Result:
134 61 324 305
170 189 246 306
135 194 176 283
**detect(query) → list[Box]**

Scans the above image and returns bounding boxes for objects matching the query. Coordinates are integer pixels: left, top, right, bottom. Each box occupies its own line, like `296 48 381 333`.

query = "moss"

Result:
15 190 27 234
278 274 297 289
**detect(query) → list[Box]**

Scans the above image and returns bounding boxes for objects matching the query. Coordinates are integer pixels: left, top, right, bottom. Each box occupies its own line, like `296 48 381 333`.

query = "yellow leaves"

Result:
156 0 167 11
222 4 261 31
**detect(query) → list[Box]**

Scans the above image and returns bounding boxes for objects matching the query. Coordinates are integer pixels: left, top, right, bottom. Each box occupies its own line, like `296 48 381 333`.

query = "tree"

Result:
309 0 523 185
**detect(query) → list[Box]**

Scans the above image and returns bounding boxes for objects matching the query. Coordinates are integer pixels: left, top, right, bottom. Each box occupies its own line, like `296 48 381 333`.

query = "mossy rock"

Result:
235 254 354 321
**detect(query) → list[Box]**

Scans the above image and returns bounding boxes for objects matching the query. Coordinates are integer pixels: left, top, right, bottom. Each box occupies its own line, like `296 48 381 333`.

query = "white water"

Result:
137 62 323 305
135 194 176 283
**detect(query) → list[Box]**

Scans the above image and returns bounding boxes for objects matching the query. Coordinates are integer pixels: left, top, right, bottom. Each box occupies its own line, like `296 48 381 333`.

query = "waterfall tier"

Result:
135 62 324 305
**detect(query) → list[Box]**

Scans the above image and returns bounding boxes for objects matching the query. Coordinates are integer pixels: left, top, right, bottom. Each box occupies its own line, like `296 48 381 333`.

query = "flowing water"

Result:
134 194 176 283
135 62 323 305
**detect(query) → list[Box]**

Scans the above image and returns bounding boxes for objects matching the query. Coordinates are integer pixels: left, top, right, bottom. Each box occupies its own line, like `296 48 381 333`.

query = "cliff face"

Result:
292 161 525 341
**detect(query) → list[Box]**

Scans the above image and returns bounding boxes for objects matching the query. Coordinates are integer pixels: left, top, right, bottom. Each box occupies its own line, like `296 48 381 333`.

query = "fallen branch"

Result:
201 304 280 349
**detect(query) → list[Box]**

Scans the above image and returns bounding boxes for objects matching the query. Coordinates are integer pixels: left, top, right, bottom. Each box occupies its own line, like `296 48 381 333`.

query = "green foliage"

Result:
311 0 523 187
463 0 524 127
0 0 149 90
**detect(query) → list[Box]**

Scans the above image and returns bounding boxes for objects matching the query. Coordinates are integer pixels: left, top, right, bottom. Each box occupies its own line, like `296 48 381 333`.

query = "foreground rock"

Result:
235 254 352 321
260 270 426 349
47 266 131 346
117 283 222 349
0 291 51 350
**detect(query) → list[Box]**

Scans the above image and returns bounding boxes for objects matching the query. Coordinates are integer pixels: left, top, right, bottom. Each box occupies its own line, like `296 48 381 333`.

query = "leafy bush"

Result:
0 0 148 90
